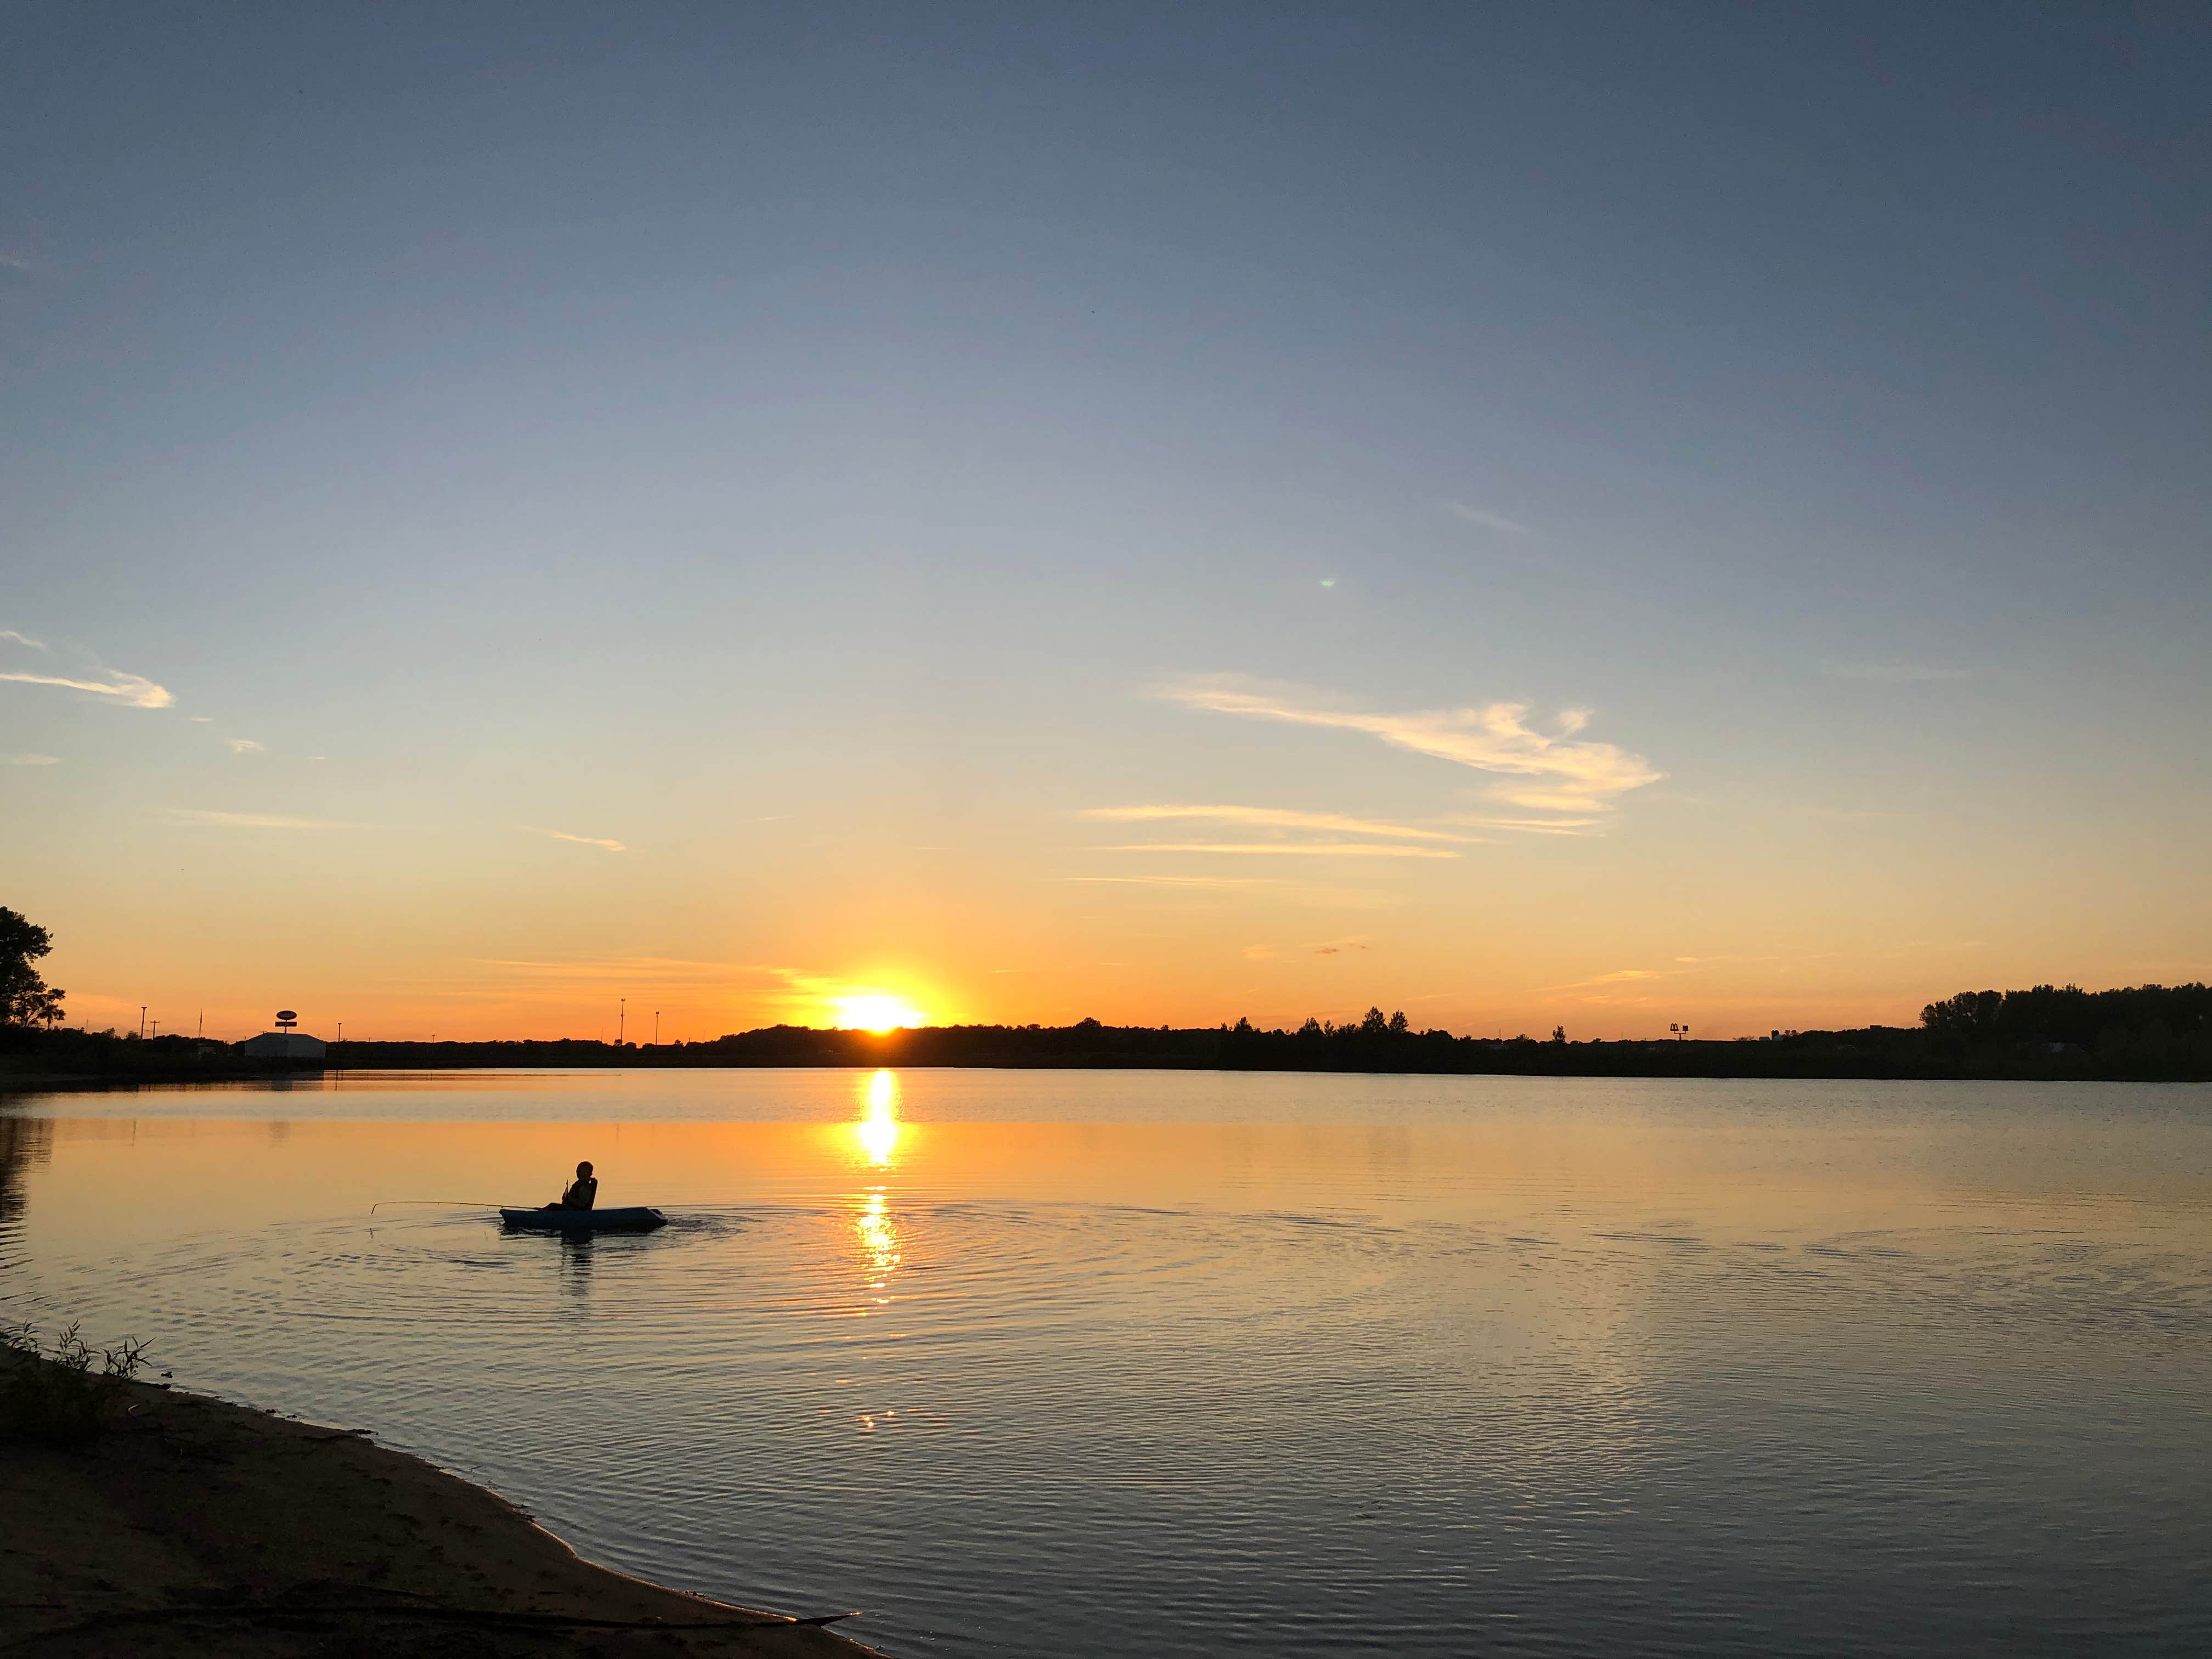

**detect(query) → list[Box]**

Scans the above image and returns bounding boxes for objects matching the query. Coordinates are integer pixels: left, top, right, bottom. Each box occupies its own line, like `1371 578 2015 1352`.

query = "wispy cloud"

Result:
524 827 628 853
1448 502 1531 535
1540 967 1674 991
0 668 173 708
1103 841 1460 859
1542 949 1849 995
1084 804 1469 843
1161 675 1660 822
1825 663 1971 684
225 737 266 754
6 753 59 766
1448 814 1606 836
1066 874 1398 909
0 629 45 650
156 808 346 830
470 955 748 986
1066 874 1290 888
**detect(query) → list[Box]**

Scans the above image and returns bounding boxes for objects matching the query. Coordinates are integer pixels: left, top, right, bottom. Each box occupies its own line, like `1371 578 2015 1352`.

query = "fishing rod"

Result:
367 1200 508 1214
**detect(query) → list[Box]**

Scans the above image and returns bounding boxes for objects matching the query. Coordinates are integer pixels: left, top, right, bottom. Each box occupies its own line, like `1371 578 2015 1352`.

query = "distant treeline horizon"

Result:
11 981 2209 1084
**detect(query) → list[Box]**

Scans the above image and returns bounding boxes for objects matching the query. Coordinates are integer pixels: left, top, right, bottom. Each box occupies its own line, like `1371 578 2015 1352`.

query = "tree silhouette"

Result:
1922 983 2210 1049
0 907 65 1029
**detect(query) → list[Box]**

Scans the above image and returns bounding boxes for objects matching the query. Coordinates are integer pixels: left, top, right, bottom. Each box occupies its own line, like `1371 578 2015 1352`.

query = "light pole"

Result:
139 1006 147 1040
653 1010 660 1046
619 998 626 1046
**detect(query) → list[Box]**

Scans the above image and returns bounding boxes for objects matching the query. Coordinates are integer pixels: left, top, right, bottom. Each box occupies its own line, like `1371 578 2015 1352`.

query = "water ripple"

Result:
3 1074 2210 1656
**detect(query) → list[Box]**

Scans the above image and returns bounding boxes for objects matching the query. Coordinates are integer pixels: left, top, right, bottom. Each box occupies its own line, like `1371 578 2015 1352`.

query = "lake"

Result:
3 1069 2209 1655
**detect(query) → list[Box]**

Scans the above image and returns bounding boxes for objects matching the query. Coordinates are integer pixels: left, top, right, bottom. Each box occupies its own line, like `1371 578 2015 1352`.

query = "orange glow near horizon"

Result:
834 993 929 1032
31 874 2117 1046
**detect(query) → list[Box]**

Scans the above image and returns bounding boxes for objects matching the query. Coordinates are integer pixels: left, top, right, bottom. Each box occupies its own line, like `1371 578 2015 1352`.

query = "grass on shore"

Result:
1 1320 152 1441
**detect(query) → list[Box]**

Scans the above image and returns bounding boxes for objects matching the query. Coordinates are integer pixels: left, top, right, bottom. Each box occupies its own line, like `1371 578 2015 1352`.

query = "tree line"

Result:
3 901 2207 1080
1919 982 2210 1075
1921 981 2211 1045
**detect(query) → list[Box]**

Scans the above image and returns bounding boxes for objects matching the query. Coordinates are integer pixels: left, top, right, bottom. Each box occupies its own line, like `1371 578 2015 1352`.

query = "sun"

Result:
833 993 928 1033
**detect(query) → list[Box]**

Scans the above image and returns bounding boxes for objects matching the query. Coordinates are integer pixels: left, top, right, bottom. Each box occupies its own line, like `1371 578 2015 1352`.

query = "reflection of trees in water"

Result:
0 1115 55 1248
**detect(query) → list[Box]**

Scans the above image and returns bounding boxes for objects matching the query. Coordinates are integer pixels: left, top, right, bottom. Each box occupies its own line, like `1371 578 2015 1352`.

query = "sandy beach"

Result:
2 1364 887 1658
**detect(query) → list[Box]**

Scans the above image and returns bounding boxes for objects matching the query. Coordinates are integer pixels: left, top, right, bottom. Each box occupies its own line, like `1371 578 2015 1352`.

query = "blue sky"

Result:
3 3 2207 1039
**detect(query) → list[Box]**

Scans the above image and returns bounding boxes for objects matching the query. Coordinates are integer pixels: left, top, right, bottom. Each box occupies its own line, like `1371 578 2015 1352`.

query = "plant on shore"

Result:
1 1319 150 1441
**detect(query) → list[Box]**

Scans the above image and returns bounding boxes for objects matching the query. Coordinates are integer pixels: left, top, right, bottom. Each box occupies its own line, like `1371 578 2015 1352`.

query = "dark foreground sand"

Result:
2 1372 888 1658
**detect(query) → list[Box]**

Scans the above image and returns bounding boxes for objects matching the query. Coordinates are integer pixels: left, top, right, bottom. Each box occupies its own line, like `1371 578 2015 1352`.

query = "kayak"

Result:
500 1206 668 1233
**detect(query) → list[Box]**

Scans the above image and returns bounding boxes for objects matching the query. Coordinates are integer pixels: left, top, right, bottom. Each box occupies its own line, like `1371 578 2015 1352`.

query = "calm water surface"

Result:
4 1069 2209 1655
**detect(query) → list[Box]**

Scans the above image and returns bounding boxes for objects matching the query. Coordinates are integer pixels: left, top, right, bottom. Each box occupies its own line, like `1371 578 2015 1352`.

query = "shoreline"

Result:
2 1364 888 1657
8 1061 2207 1097
14 999 2210 1086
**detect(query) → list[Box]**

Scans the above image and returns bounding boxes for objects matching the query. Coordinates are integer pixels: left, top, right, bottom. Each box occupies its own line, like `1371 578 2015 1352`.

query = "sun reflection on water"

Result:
855 1190 901 1279
854 1068 902 1167
851 1071 905 1316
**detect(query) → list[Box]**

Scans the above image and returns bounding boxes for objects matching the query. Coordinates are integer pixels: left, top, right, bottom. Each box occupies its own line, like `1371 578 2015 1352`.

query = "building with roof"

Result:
242 1008 326 1060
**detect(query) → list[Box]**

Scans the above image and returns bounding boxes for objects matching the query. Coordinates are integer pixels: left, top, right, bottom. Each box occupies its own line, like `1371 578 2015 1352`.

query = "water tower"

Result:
244 1007 325 1062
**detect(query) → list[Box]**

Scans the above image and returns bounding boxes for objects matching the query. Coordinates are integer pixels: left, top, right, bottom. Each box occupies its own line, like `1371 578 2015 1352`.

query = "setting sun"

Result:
833 994 929 1032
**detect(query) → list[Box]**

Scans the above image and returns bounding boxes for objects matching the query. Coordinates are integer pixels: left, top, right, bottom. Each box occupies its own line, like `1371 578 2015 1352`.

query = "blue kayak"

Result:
500 1206 667 1233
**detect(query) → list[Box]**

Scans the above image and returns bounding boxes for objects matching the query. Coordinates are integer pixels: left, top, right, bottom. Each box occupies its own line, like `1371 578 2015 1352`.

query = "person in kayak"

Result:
545 1160 597 1211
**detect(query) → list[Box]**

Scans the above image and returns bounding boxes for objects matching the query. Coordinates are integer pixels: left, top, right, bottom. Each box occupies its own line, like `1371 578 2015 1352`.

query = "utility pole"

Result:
653 1010 660 1046
198 1011 204 1040
619 998 626 1046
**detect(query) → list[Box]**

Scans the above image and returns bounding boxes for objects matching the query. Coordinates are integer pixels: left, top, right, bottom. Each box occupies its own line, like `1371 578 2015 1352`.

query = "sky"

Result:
3 2 2207 1042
